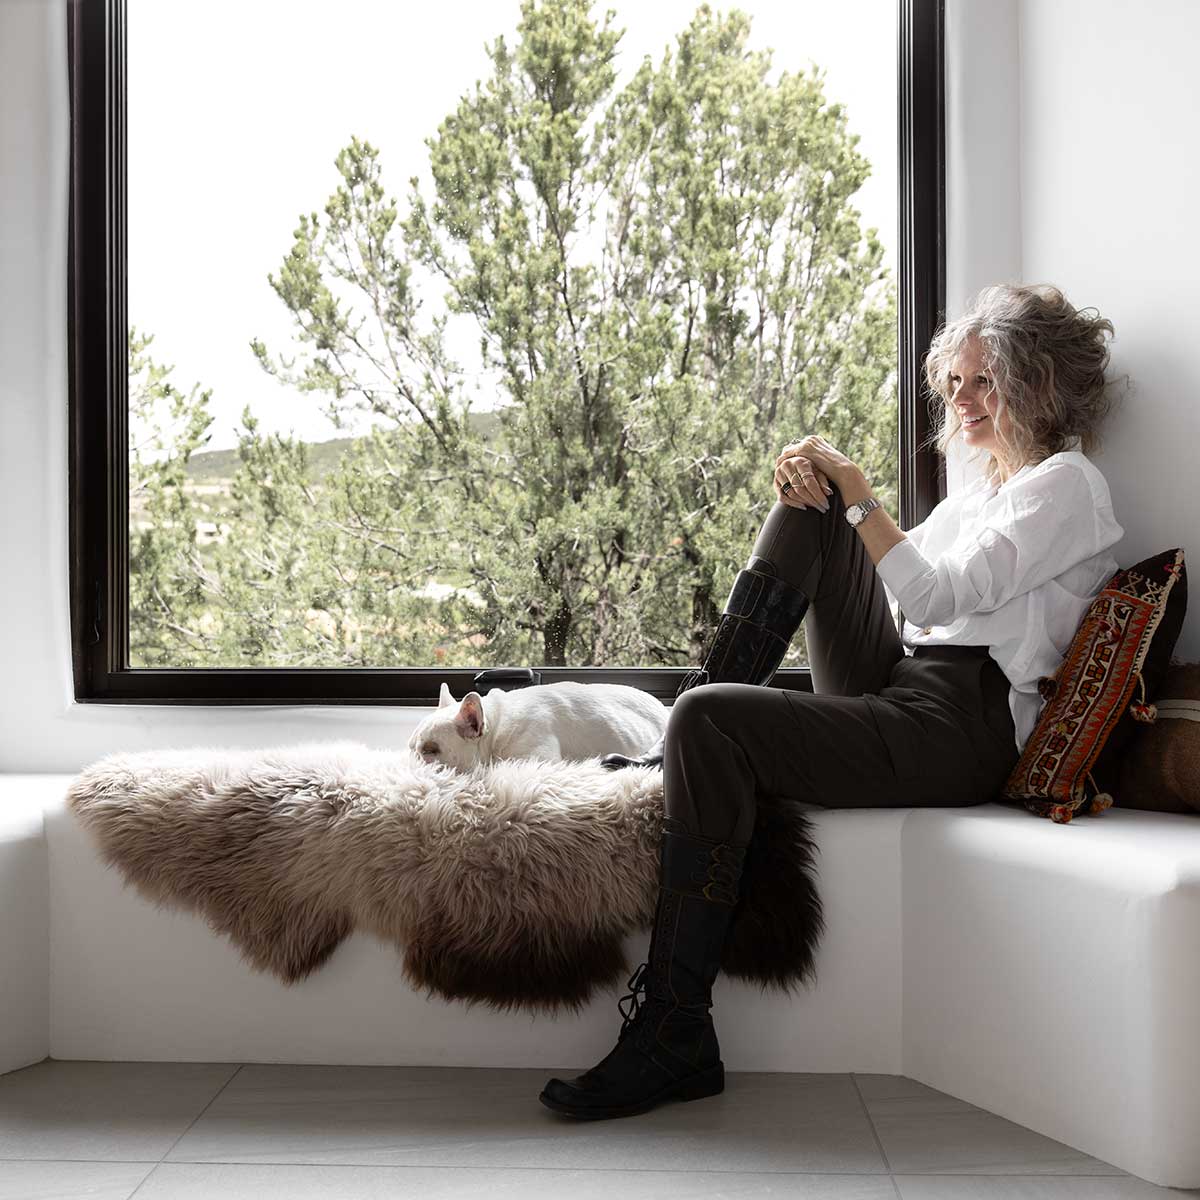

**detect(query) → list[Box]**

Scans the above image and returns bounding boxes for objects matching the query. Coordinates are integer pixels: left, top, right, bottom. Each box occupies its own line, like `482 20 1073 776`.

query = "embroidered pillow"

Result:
1000 548 1187 823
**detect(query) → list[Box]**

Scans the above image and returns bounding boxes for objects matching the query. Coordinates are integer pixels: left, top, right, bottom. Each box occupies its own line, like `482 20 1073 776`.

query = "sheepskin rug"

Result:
66 741 824 1014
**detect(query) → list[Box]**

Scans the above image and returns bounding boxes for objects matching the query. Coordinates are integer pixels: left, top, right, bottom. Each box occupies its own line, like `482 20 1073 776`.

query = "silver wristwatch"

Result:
845 497 882 528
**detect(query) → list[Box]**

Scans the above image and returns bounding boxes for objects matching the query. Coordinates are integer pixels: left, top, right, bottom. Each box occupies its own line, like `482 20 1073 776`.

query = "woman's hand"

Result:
773 435 859 509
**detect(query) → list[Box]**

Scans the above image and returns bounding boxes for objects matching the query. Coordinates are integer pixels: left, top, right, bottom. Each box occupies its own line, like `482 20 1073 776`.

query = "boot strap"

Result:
724 566 810 643
679 568 809 693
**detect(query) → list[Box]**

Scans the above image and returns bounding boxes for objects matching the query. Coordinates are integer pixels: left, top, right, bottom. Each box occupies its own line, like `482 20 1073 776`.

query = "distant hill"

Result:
184 410 504 483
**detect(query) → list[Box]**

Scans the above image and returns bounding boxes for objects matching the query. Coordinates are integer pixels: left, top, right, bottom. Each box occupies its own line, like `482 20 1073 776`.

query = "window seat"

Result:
2 774 1199 1188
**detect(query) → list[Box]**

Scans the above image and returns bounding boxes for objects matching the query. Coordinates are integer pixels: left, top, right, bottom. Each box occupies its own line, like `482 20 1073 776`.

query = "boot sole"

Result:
538 1062 725 1120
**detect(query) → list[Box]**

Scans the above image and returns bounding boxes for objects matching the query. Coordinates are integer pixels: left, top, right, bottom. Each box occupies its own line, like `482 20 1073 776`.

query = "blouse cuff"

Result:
874 536 932 613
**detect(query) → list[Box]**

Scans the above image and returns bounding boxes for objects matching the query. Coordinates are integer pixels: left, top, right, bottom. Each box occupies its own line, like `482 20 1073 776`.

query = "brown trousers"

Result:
662 490 1021 847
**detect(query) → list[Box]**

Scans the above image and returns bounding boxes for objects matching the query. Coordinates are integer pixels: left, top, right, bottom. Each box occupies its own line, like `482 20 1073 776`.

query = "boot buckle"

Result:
700 843 745 906
701 880 739 905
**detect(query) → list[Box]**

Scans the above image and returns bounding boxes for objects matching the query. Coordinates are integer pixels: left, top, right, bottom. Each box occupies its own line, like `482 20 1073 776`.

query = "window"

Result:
69 0 945 703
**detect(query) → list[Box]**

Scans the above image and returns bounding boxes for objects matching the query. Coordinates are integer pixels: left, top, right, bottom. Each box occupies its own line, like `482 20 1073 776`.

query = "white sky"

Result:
129 0 897 452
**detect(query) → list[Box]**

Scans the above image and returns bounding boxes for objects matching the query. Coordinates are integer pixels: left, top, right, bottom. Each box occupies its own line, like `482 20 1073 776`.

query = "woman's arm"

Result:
836 467 909 566
860 462 1110 629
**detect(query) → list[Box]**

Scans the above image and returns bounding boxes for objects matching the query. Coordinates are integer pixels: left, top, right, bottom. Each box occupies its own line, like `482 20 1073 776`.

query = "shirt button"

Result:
921 626 932 635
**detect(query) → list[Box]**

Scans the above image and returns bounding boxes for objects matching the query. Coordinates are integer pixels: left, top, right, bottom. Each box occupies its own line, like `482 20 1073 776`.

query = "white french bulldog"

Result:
408 681 668 772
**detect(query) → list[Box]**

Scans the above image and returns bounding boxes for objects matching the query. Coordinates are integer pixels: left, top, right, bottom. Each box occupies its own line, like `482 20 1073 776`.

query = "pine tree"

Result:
137 0 898 671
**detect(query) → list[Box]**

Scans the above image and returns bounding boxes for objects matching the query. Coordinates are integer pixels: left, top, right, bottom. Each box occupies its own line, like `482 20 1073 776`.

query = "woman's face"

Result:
948 336 1018 477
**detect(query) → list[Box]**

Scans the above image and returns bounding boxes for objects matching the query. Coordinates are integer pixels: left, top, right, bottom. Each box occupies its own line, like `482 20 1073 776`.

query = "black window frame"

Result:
68 0 946 705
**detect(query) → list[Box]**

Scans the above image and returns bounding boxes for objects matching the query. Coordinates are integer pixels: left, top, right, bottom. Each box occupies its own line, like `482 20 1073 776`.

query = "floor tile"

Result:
855 1075 973 1106
137 1163 901 1199
166 1066 890 1175
894 1175 1200 1199
0 1159 155 1200
0 1061 239 1163
10 1065 1191 1199
855 1075 1121 1176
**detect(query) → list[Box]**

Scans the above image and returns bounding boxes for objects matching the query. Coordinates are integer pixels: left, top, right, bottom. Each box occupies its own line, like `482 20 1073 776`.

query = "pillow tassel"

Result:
1085 768 1114 816
1128 671 1158 723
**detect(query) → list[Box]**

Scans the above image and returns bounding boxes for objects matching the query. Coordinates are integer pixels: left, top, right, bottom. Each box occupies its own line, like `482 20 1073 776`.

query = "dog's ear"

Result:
453 692 485 740
439 682 455 708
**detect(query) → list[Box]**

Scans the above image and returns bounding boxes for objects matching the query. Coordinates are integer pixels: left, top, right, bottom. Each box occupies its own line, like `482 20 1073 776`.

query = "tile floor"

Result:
0 1061 1196 1199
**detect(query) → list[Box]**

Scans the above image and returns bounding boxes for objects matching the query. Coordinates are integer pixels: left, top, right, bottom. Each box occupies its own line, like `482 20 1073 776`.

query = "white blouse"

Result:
874 448 1124 754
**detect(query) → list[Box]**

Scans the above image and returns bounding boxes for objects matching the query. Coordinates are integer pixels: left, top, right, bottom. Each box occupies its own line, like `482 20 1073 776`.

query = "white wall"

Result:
944 0 1023 321
1018 0 1200 667
942 0 1022 496
1 0 1195 771
944 0 1200 612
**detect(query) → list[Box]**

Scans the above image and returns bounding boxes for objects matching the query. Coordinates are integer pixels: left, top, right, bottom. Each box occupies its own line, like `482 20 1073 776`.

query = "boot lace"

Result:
617 961 652 1037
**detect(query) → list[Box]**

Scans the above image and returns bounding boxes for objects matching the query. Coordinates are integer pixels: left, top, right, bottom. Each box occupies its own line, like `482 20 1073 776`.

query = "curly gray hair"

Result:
923 283 1121 485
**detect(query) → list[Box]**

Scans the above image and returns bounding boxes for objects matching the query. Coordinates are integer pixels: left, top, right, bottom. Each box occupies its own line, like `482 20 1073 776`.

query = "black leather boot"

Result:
538 822 747 1120
600 555 810 770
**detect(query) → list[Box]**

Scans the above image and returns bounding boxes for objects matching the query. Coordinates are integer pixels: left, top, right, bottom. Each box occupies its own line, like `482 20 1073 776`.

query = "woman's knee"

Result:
666 682 749 741
750 503 823 593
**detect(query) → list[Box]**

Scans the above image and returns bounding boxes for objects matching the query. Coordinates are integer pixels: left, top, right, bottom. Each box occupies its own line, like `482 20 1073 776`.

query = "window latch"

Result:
471 667 542 693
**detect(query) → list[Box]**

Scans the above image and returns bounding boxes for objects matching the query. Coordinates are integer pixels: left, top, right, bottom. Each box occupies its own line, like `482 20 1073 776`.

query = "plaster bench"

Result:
0 776 54 1077
2 774 1199 1187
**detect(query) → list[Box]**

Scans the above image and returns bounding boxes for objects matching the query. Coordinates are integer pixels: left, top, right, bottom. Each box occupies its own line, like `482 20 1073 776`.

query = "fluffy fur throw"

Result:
66 742 824 1014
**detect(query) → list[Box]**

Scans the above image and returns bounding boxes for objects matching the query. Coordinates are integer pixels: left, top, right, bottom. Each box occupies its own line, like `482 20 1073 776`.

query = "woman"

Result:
538 282 1125 1120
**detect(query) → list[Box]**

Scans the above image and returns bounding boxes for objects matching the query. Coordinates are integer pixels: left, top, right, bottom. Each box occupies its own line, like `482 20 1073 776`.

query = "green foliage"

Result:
131 0 898 670
128 327 215 666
